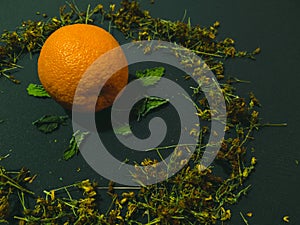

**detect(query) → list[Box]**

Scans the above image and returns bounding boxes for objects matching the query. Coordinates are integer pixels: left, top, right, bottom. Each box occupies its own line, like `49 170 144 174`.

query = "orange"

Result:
38 24 128 112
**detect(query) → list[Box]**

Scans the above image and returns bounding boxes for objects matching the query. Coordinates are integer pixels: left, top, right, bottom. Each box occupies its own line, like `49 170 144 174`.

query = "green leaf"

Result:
63 130 89 160
27 83 51 97
32 115 68 133
114 123 132 136
135 67 165 86
136 96 169 121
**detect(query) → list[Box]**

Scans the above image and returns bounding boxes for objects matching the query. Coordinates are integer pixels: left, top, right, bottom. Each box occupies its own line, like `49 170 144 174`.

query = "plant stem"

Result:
240 212 249 225
261 123 287 127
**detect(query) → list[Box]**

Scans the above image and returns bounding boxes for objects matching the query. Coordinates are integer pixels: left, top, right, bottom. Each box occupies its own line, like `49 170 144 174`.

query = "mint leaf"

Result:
32 115 68 133
114 123 132 136
63 130 89 160
136 96 169 121
135 67 165 86
27 83 51 98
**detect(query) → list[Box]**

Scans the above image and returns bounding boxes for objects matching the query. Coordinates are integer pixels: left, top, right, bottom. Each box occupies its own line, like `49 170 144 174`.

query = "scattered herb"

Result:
136 96 169 121
135 66 165 86
0 166 34 223
114 123 132 136
63 130 89 160
0 1 287 225
14 179 105 224
32 115 68 133
26 83 51 97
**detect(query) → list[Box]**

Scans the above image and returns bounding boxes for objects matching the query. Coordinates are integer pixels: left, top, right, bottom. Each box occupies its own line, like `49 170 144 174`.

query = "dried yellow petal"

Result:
120 198 127 204
251 157 257 165
50 190 55 201
246 212 253 217
283 216 289 223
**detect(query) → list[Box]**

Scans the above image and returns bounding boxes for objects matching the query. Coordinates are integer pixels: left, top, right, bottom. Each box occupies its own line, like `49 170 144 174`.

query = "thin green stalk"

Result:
240 212 249 225
261 123 287 127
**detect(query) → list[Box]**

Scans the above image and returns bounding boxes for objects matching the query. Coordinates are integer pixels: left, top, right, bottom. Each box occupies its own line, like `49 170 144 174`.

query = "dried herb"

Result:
63 130 90 160
0 1 287 225
14 179 109 224
26 83 51 98
102 0 261 82
0 166 34 223
32 115 68 133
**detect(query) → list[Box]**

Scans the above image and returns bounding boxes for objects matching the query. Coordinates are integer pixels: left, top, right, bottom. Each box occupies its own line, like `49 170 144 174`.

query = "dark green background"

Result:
0 0 299 224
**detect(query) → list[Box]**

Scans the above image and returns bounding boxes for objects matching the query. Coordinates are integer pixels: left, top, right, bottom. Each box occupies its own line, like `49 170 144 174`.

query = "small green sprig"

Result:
32 115 68 133
26 83 51 97
63 130 90 160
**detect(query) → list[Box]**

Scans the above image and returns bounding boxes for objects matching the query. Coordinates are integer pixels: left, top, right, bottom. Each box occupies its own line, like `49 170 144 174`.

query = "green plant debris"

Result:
0 166 34 223
136 96 169 121
0 1 287 225
26 83 51 97
32 115 68 133
63 130 90 160
135 66 165 86
114 123 132 136
0 153 10 161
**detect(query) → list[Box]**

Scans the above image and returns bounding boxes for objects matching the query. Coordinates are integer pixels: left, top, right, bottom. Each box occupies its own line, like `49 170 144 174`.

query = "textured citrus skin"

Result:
38 24 128 112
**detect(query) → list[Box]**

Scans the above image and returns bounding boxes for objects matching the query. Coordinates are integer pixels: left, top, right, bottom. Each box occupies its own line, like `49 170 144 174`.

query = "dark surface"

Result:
0 0 300 224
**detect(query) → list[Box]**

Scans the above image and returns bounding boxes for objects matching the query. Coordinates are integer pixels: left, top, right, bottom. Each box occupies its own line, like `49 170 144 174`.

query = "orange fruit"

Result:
38 24 128 112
